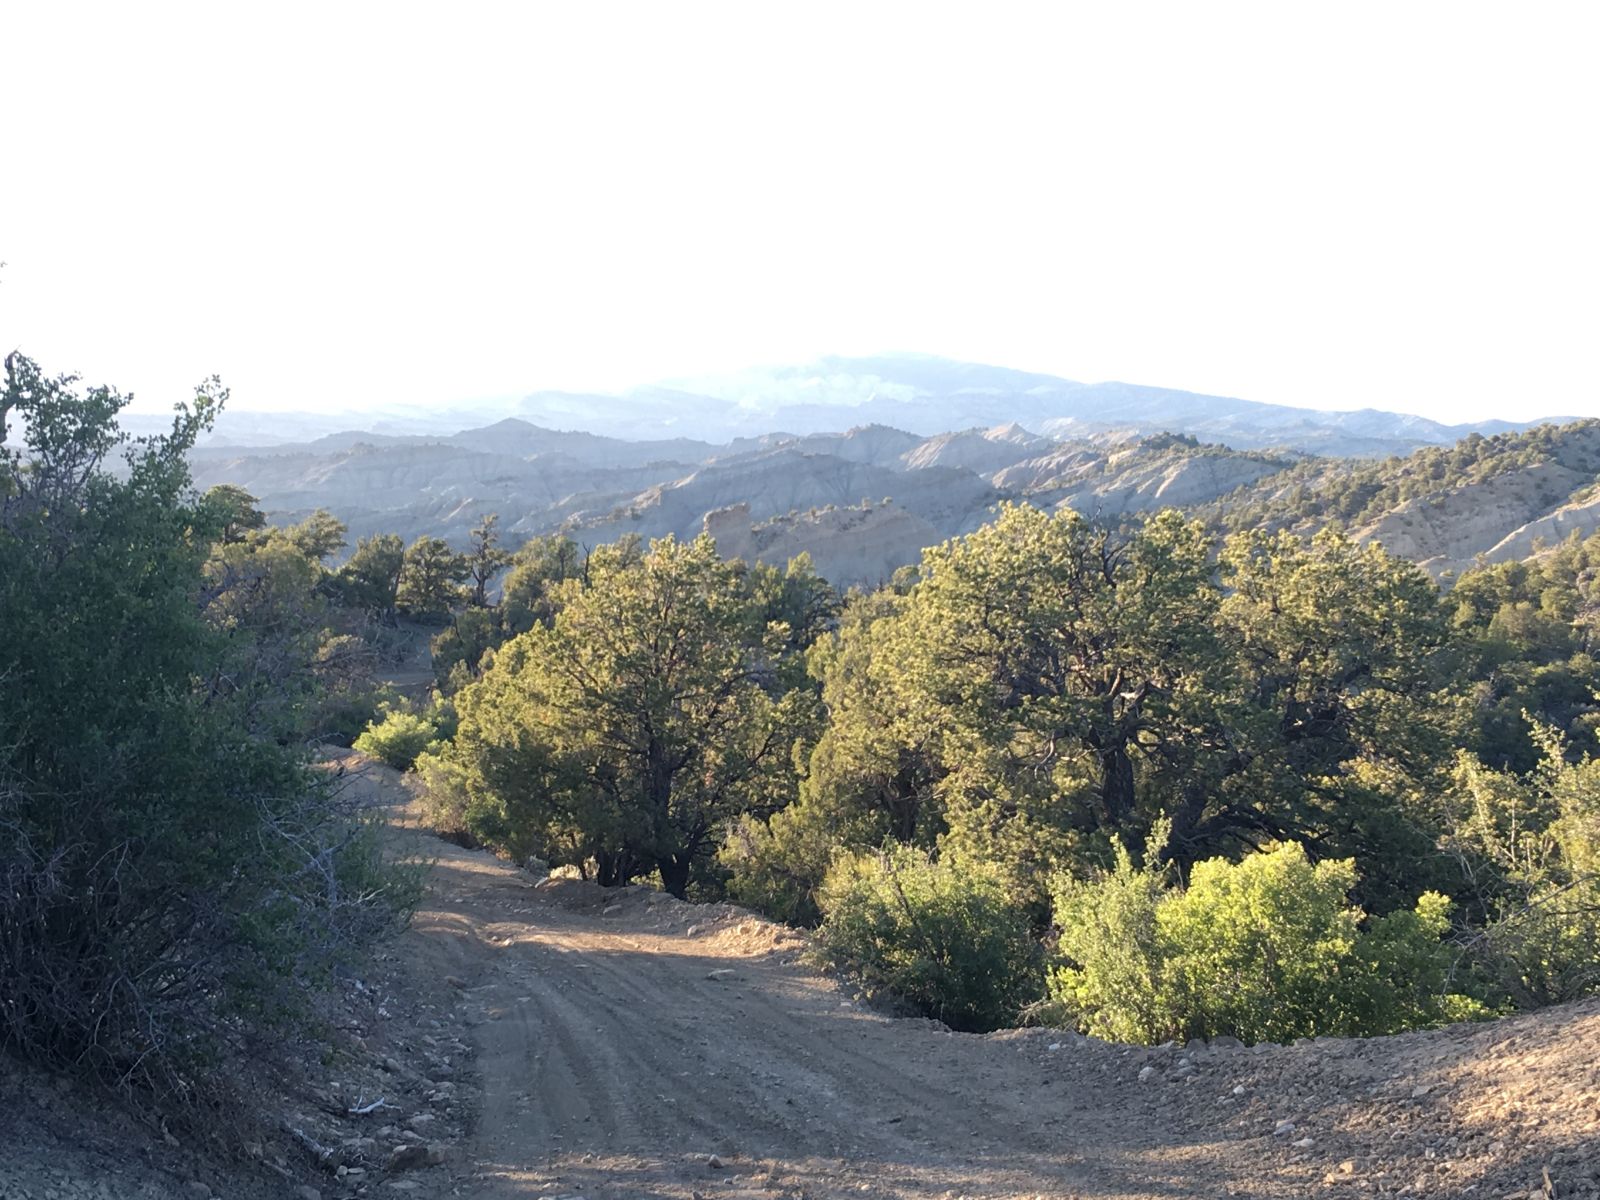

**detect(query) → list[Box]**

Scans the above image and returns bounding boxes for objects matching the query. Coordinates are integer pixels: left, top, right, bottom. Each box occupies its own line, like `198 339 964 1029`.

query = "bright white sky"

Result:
2 2 1595 422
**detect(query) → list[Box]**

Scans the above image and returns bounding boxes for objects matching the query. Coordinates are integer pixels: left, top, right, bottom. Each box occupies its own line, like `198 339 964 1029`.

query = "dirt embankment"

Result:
5 752 1598 1199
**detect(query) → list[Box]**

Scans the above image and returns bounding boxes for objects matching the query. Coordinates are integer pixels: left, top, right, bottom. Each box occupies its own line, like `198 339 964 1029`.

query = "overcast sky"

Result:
2 2 1595 422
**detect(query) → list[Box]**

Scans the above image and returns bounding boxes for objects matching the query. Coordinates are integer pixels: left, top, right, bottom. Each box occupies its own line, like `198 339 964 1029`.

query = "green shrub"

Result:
1450 742 1600 1006
355 697 454 771
816 846 1042 1032
720 801 856 927
1042 839 1168 1043
1 354 415 1108
1050 841 1485 1045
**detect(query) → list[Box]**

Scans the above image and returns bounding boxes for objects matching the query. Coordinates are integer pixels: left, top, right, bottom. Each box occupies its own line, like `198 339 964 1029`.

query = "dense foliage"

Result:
338 431 1600 1043
355 695 455 771
816 847 1041 1032
420 538 828 894
1447 732 1600 1007
0 354 414 1108
1049 839 1482 1044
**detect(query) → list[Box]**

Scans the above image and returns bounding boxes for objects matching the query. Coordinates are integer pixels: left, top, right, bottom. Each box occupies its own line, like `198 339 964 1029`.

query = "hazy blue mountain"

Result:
124 353 1575 459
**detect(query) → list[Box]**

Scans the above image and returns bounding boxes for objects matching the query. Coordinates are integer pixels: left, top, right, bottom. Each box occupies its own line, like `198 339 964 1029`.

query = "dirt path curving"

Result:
354 752 1600 1200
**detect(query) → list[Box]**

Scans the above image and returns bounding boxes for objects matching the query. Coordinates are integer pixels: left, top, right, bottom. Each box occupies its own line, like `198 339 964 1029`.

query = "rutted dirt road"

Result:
10 752 1591 1199
362 747 1600 1200
411 848 1167 1199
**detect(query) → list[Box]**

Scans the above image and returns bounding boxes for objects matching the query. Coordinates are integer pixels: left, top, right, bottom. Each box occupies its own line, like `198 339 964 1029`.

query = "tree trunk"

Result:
595 850 637 888
1099 743 1136 831
658 854 692 899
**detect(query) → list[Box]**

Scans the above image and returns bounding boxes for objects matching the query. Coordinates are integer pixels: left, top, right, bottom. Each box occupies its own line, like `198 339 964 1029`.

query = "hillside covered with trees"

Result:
7 347 1600 1146
343 487 1600 1042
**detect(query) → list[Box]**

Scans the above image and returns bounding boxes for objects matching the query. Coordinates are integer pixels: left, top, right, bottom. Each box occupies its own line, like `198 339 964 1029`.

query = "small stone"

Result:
706 1153 725 1169
444 975 467 990
603 904 622 915
1273 1119 1297 1138
1338 1160 1359 1175
387 1141 447 1169
706 969 738 981
295 1188 323 1200
383 1056 403 1074
185 1184 212 1199
1411 1083 1433 1099
1047 1043 1062 1052
1292 1136 1315 1149
1232 1085 1247 1096
1138 1066 1157 1082
686 925 700 936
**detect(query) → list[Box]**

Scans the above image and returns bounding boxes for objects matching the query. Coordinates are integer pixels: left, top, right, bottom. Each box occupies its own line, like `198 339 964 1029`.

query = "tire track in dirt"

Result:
358 749 1600 1200
403 836 1196 1200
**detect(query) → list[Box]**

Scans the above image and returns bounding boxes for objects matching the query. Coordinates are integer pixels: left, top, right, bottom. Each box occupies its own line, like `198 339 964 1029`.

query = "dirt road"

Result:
334 750 1596 1200
410 846 1180 1199
6 756 1593 1200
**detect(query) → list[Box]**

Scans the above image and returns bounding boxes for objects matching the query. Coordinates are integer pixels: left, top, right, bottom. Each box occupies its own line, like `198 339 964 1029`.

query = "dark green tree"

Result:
500 533 584 633
433 535 811 895
397 534 468 619
198 482 266 543
335 532 406 618
284 507 348 563
464 512 512 608
0 352 411 1104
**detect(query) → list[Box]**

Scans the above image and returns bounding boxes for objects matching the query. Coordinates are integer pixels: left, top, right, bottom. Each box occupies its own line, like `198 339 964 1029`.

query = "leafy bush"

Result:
0 354 416 1109
1450 740 1600 1006
355 696 454 771
1042 839 1168 1043
721 808 837 926
1050 841 1484 1045
816 847 1042 1032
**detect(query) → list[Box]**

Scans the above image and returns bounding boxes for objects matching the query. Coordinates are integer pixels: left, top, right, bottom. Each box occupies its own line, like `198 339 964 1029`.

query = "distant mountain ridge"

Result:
186 397 1600 589
128 353 1575 460
163 353 1600 588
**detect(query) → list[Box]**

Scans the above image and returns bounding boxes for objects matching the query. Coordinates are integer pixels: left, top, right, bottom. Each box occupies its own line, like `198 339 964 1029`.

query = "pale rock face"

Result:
571 449 1007 560
1485 492 1600 565
190 442 684 548
185 401 1600 592
996 443 1290 517
1354 461 1600 578
704 501 941 589
741 425 927 468
898 424 1056 476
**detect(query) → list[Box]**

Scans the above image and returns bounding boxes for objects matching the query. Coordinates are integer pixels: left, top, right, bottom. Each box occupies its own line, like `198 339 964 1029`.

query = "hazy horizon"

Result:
103 349 1578 432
